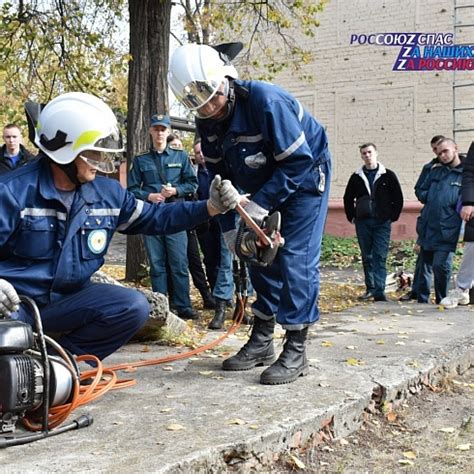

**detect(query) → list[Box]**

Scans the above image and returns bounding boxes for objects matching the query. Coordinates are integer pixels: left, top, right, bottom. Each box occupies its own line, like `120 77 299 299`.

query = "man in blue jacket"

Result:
128 115 199 320
168 43 332 385
416 138 463 304
0 92 239 361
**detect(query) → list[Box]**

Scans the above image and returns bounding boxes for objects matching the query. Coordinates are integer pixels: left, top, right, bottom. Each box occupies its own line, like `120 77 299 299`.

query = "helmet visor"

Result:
79 152 117 174
93 125 124 152
179 80 220 111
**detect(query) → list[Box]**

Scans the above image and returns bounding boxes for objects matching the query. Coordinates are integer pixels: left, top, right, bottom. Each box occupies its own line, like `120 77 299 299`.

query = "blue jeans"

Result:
355 218 391 298
417 249 453 303
212 232 234 301
144 232 192 311
14 283 149 360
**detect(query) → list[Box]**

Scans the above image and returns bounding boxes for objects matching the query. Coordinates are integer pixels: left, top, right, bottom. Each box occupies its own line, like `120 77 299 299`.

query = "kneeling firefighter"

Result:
0 92 240 361
168 43 332 385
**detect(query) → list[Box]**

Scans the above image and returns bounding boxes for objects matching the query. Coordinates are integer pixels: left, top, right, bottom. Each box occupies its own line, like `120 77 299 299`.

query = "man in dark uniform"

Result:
0 123 35 175
128 115 199 320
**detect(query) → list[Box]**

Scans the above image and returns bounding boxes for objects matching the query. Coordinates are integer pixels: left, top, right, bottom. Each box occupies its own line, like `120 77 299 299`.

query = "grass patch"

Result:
321 235 464 271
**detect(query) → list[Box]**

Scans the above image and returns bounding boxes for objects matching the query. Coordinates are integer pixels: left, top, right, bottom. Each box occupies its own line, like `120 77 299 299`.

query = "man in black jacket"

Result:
344 143 404 301
0 123 35 175
440 141 474 308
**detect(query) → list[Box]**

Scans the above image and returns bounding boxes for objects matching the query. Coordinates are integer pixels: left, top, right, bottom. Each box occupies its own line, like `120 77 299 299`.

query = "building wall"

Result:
268 0 474 239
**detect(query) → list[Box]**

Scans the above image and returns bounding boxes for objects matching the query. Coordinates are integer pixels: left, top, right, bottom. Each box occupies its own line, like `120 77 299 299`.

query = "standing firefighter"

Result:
0 92 239 361
169 43 332 385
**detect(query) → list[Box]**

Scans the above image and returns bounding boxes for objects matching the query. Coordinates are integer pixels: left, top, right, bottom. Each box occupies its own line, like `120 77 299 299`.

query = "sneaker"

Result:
439 288 470 309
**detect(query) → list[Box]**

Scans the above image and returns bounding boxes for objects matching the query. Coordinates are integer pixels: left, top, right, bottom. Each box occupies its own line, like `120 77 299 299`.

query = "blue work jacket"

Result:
128 146 197 201
417 163 463 251
0 156 209 305
197 79 330 231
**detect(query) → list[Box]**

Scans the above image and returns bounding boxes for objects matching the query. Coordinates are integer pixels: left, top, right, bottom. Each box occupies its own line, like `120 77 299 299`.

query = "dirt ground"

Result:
278 369 474 473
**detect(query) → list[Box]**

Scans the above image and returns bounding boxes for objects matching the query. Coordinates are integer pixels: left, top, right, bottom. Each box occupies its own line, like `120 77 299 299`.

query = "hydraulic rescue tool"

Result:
0 296 92 448
0 208 284 448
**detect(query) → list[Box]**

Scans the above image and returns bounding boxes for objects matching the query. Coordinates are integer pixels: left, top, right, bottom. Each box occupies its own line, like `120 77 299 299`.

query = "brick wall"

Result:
254 0 474 239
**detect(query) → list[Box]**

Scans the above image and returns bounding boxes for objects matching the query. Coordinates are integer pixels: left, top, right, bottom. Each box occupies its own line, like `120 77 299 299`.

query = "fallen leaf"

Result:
288 454 306 469
455 443 471 451
319 382 331 388
339 438 349 446
376 340 385 345
346 358 362 366
321 340 333 347
438 427 456 434
212 376 224 380
387 411 397 422
227 418 246 425
398 459 414 466
141 345 151 352
395 341 406 346
403 450 417 460
162 366 174 372
346 345 357 350
248 424 259 430
199 370 214 376
166 423 185 431
160 408 172 413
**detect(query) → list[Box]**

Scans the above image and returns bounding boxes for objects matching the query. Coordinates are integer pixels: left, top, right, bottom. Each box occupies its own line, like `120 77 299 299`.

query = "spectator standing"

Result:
416 138 463 304
128 115 199 320
440 141 474 308
0 123 35 175
166 133 216 310
343 143 404 302
400 135 444 301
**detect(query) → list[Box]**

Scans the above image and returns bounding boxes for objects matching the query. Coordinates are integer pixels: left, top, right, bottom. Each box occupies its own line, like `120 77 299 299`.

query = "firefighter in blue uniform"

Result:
0 92 240 361
169 43 332 385
128 115 199 320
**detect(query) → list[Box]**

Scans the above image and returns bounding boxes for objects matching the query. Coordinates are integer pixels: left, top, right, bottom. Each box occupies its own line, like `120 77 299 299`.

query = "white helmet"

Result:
34 92 123 171
168 43 238 117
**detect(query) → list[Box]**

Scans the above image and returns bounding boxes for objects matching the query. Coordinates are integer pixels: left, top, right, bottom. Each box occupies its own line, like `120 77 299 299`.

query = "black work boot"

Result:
222 317 276 370
202 291 216 310
208 298 227 330
260 327 309 385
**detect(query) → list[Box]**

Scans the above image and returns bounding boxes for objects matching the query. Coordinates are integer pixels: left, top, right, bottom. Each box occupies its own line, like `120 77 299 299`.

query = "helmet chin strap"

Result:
60 162 82 187
207 78 236 123
45 154 82 187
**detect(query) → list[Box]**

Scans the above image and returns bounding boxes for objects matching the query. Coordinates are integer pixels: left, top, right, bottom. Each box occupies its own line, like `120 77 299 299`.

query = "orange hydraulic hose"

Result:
23 295 248 431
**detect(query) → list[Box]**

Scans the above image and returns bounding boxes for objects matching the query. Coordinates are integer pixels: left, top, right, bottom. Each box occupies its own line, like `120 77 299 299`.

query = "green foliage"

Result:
0 0 128 129
321 236 464 272
175 0 328 82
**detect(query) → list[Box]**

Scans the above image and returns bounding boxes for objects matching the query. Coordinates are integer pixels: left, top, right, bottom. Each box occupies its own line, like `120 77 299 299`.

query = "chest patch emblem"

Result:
244 152 267 169
88 229 108 254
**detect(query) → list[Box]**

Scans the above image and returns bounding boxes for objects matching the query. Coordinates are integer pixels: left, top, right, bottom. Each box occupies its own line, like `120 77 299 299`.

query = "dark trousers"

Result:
355 218 391 298
187 229 210 297
15 283 149 360
417 248 453 303
197 219 221 291
411 250 432 298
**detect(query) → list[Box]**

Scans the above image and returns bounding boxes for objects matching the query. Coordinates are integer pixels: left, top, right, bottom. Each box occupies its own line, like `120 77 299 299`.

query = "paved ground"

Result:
1 294 472 472
2 234 472 472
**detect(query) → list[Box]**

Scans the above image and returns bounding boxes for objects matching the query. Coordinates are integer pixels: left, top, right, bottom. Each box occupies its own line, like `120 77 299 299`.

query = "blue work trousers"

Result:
249 158 331 330
15 283 149 360
417 249 453 303
355 217 391 298
144 232 192 311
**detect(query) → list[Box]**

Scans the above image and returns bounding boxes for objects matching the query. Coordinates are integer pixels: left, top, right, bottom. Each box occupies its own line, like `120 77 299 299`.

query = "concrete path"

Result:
1 297 472 472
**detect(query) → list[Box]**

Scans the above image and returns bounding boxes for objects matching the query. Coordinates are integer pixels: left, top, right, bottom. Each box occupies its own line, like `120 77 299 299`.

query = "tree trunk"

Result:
125 0 172 282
